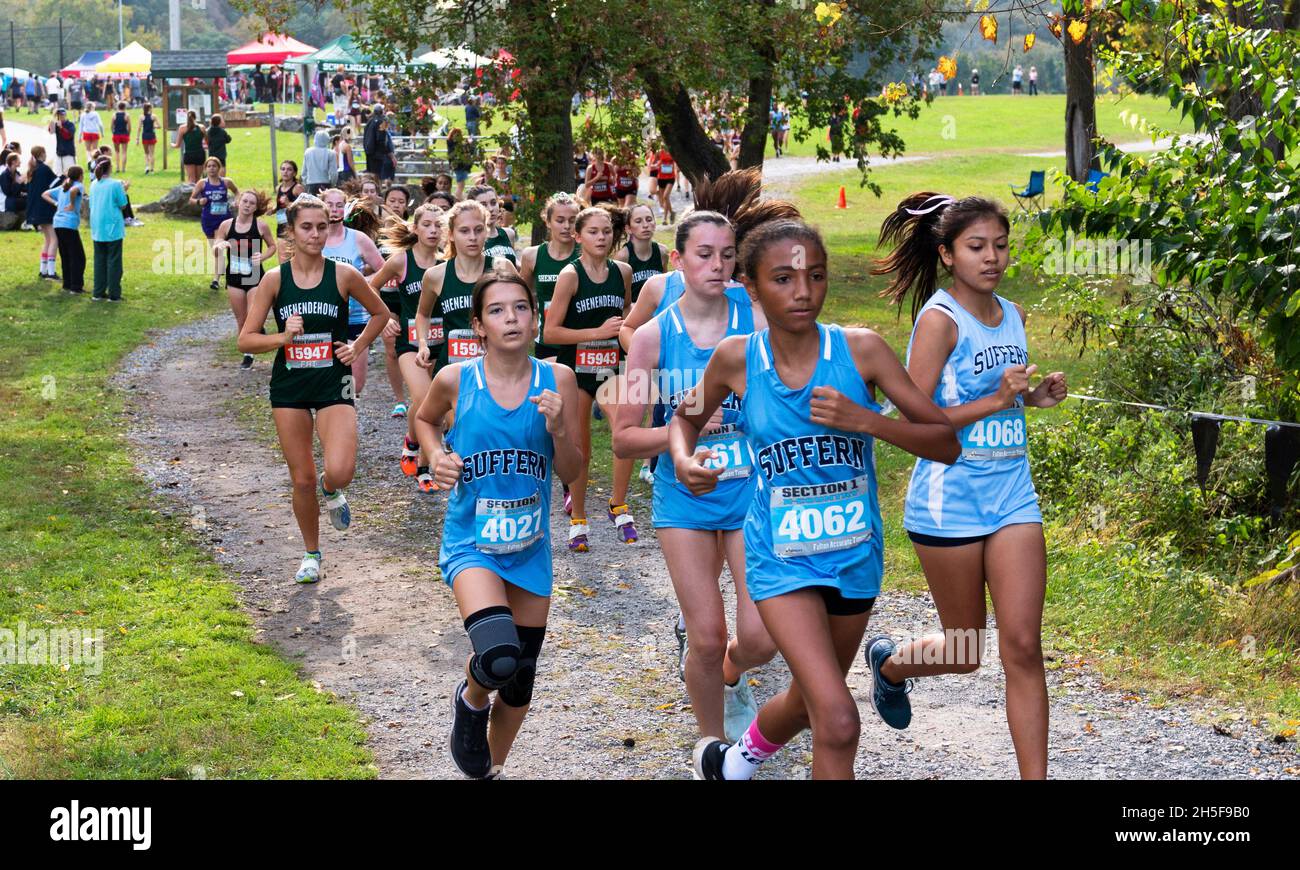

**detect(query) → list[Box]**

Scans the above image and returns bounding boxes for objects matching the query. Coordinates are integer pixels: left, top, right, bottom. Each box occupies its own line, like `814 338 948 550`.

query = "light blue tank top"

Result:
438 357 557 596
903 289 1041 536
322 227 369 324
651 297 755 530
654 270 750 317
741 323 883 602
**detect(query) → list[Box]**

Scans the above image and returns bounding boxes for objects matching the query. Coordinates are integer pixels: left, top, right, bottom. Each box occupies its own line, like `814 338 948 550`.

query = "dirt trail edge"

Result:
115 315 1296 779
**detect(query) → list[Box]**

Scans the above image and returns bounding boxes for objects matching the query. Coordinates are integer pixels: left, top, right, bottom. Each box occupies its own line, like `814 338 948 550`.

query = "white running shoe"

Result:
294 552 323 584
723 675 758 744
319 473 351 531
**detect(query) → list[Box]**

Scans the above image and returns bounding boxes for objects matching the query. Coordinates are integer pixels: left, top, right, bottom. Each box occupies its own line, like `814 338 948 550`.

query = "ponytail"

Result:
63 165 84 192
872 192 1009 321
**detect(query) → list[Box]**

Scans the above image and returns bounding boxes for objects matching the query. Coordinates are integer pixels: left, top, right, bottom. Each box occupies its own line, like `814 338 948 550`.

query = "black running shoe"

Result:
448 679 492 779
240 354 254 369
692 737 730 780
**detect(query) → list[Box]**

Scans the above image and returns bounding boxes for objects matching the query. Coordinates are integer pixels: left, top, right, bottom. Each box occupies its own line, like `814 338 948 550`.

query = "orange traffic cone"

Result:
835 186 848 209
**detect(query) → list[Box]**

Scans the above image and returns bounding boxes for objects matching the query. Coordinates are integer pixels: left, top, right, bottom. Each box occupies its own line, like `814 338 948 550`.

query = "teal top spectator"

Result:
89 173 127 243
52 181 84 231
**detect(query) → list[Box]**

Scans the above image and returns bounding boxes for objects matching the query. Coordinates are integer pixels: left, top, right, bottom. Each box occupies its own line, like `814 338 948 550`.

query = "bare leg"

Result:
881 540 988 681
984 523 1049 779
271 408 320 551
752 590 872 779
659 526 731 737
719 528 777 682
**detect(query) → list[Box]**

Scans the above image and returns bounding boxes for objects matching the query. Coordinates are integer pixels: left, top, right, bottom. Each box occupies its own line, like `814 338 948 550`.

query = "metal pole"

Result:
118 0 124 51
168 0 181 51
59 18 64 71
10 22 15 74
269 101 278 188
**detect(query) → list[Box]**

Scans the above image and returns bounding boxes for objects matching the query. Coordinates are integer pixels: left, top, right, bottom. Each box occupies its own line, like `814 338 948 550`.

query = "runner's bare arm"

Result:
908 308 1024 428
237 270 286 354
415 262 447 367
414 364 459 458
546 364 586 485
668 335 747 497
356 232 384 275
611 321 664 460
807 328 958 464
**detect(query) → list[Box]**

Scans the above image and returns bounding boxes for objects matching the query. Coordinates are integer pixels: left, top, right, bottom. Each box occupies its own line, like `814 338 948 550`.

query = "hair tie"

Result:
903 195 955 216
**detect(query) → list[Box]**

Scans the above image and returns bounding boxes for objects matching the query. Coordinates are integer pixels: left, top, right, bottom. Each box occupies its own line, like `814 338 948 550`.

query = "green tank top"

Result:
269 259 351 405
533 241 579 356
182 126 205 161
624 241 665 303
436 254 494 370
396 248 440 355
484 227 518 266
556 258 626 375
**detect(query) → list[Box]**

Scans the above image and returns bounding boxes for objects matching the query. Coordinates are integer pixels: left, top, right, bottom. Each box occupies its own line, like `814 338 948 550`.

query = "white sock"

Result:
460 684 489 712
721 720 783 780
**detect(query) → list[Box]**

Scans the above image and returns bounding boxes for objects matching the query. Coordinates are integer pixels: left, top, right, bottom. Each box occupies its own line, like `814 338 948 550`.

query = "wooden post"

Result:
269 101 278 189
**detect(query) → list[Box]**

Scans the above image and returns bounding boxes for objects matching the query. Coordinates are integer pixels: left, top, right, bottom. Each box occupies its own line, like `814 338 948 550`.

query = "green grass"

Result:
0 138 376 778
775 92 1197 159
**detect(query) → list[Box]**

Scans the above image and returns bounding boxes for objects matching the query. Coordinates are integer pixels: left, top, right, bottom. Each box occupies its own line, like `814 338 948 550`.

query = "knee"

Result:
326 457 356 488
813 701 860 751
289 469 317 495
498 625 545 707
687 626 728 669
466 606 521 691
734 625 776 666
998 631 1043 673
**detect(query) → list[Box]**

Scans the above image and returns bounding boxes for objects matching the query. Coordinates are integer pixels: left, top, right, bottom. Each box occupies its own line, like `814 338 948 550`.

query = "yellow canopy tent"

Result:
95 42 152 74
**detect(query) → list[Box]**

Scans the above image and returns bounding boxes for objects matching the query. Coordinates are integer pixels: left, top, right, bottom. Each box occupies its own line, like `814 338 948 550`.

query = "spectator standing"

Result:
363 104 385 175
46 75 63 109
206 113 232 168
89 158 127 301
44 166 85 293
79 102 104 160
26 146 58 279
464 95 480 138
49 107 77 174
1029 65 1039 96
1012 64 1024 95
174 110 206 184
970 68 981 96
67 78 85 118
0 150 27 231
302 129 335 194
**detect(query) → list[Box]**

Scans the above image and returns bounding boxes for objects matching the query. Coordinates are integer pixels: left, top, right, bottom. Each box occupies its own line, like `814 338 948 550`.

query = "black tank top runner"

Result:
557 258 626 380
623 240 664 303
269 259 351 405
225 216 264 289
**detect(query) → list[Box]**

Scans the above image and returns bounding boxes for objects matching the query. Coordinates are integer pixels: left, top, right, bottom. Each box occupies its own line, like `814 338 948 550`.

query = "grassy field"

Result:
0 134 376 777
0 90 1293 780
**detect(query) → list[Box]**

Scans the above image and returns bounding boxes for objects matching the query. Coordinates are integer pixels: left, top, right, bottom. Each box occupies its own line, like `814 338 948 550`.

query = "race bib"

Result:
275 209 287 225
447 328 482 363
284 332 334 369
475 493 544 554
660 161 674 173
408 317 444 346
700 427 751 481
769 473 874 558
960 407 1027 461
575 339 619 374
229 256 253 276
210 201 228 216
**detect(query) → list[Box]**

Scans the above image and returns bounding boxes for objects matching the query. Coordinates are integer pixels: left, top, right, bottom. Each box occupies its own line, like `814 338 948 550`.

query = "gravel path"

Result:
111 315 1299 779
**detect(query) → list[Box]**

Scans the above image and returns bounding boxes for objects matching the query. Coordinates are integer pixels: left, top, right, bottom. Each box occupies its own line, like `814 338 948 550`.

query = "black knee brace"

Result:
497 625 546 708
464 606 521 690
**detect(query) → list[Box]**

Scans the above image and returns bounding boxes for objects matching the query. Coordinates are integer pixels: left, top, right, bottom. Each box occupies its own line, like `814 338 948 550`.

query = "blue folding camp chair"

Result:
1084 169 1110 194
325 113 337 126
1010 170 1045 212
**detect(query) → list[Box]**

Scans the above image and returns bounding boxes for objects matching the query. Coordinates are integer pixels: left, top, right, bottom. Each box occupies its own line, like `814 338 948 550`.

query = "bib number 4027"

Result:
475 494 543 554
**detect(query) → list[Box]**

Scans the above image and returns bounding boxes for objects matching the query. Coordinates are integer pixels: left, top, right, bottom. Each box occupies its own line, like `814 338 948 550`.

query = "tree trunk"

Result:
521 82 574 244
737 0 776 168
639 68 731 184
1063 26 1098 183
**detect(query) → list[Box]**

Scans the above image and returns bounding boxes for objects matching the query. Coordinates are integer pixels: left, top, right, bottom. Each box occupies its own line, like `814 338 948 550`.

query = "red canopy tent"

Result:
226 33 317 66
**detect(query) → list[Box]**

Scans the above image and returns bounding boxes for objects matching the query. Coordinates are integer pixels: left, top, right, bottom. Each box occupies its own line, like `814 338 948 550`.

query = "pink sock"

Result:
722 719 785 780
